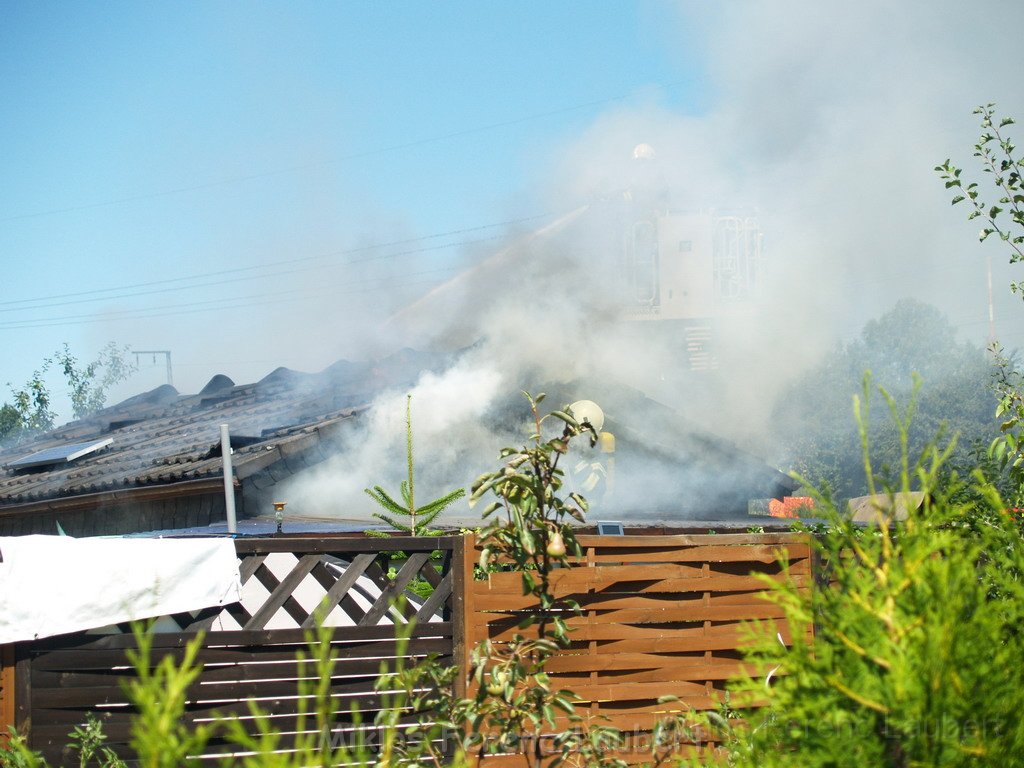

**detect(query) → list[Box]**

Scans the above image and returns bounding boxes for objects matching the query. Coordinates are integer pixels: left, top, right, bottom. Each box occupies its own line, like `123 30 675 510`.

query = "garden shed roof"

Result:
0 348 438 513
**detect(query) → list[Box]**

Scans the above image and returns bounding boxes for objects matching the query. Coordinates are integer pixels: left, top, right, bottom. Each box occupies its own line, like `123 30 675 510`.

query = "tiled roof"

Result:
0 349 438 509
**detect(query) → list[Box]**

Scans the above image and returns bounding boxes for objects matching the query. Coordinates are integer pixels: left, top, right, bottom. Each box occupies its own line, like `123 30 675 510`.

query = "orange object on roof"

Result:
768 496 814 518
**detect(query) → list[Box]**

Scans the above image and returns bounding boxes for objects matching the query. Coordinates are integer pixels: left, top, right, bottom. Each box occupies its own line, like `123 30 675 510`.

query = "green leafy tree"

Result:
939 105 1024 503
937 103 1024 293
770 299 998 499
0 405 21 444
3 368 54 441
53 342 135 420
364 394 465 535
0 343 134 444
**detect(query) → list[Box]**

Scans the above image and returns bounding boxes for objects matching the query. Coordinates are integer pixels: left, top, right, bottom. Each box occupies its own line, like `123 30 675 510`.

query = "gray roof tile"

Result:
0 349 438 509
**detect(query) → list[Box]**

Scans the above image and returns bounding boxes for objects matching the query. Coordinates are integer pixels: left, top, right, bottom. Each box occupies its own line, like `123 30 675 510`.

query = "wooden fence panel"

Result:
16 536 459 767
463 532 814 765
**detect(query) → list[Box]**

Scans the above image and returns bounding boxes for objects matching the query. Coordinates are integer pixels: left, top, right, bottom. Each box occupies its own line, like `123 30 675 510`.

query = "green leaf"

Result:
552 695 576 714
371 511 409 531
469 479 497 506
417 487 467 516
546 410 581 429
364 486 408 516
569 492 589 512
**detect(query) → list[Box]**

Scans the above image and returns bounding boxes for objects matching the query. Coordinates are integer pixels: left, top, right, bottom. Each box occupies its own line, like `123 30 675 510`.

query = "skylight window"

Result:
6 438 114 470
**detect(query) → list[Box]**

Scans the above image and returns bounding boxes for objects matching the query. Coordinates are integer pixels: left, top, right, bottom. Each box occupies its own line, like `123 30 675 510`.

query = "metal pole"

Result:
987 254 996 346
132 350 174 386
220 424 237 534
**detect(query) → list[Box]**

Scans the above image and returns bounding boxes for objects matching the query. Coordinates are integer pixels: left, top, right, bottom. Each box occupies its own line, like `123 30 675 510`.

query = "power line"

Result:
0 234 501 316
0 268 459 330
0 211 558 311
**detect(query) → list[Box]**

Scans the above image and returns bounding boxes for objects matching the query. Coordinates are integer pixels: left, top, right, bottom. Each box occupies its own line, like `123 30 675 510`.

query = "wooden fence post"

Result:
451 533 476 699
13 645 30 743
0 644 14 744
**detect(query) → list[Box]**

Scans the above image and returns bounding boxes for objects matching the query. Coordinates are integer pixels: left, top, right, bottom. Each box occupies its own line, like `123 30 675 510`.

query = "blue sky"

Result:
2 2 1024 426
0 3 706 397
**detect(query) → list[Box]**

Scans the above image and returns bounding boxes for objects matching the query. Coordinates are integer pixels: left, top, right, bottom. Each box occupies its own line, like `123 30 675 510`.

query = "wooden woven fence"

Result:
460 532 813 764
12 536 463 766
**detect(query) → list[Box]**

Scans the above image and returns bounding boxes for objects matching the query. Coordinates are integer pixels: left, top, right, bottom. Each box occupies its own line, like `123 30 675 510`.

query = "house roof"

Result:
0 347 793 523
0 349 440 512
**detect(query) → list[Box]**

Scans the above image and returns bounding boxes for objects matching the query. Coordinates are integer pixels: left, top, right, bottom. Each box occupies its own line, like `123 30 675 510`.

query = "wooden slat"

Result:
233 536 459 554
249 560 314 629
544 651 739 674
358 552 432 626
302 554 377 628
477 588 784 614
575 533 806 547
244 554 322 630
580 543 812 563
588 624 803 655
414 570 453 623
237 552 267 583
30 669 415 709
29 621 453 654
477 559 807 596
484 608 786 643
28 631 454 674
28 685 429 729
30 648 454 689
545 660 755 687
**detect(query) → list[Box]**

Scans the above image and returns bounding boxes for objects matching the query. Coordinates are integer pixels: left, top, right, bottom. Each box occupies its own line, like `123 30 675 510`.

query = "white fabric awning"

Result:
0 535 242 644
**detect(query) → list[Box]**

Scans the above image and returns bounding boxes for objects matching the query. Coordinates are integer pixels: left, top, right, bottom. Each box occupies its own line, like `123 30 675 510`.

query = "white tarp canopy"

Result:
0 535 242 644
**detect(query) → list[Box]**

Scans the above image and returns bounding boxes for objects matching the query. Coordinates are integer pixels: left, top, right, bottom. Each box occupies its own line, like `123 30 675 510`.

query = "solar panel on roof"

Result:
6 438 114 470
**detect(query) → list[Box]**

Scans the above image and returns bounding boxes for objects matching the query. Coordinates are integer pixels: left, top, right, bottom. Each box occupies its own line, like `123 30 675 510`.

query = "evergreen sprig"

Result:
364 394 465 536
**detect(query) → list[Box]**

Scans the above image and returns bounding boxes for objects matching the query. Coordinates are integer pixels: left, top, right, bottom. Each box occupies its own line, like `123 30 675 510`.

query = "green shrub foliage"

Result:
697 378 1024 767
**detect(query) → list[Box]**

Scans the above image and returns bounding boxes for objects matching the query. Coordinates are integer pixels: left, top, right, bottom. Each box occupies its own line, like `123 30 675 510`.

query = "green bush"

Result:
698 378 1024 767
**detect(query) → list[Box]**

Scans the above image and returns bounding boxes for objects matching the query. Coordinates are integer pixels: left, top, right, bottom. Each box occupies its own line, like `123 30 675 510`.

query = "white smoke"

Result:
279 356 508 521
284 0 1024 522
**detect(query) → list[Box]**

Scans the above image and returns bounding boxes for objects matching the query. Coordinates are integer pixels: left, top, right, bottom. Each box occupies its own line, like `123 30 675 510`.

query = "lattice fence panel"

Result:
17 536 459 767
